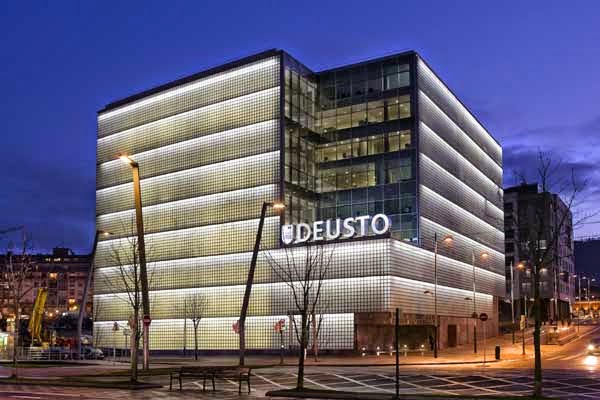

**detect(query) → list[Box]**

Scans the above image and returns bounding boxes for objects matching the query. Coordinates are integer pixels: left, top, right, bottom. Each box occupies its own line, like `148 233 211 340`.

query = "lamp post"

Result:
119 154 151 371
471 250 488 353
238 201 285 366
589 278 596 318
509 261 515 344
429 233 452 358
76 230 110 359
573 274 580 333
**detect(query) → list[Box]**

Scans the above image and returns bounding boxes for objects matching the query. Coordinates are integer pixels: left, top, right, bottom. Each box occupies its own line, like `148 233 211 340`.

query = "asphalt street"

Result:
1 327 600 399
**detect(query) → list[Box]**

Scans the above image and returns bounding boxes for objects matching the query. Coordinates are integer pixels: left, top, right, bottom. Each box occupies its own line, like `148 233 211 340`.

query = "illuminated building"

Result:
94 50 504 351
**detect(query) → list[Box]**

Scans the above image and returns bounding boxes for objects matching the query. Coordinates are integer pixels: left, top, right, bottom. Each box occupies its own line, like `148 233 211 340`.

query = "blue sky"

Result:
1 0 598 253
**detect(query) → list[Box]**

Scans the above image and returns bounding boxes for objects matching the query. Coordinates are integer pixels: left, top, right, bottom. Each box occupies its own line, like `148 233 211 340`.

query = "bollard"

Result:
376 345 381 356
403 344 408 357
495 345 501 360
361 345 366 357
389 345 393 356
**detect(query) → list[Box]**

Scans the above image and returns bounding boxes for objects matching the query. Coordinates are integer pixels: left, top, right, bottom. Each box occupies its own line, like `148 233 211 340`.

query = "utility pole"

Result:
76 230 109 359
238 201 284 366
510 261 515 344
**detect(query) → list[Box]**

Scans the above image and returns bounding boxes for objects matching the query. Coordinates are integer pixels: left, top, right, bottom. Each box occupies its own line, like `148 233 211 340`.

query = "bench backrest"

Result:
178 366 250 374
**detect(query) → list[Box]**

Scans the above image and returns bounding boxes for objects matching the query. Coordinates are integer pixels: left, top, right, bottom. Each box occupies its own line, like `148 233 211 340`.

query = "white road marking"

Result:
11 397 42 400
332 373 393 393
253 372 289 388
290 373 333 390
376 374 455 396
431 375 503 394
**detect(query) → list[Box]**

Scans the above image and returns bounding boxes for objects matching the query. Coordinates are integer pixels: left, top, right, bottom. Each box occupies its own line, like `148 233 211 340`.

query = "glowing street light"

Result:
118 153 151 371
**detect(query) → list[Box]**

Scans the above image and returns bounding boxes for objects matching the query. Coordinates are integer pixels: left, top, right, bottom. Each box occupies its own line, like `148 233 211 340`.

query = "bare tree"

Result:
184 293 206 361
515 150 595 397
2 231 34 377
264 244 333 389
309 306 328 362
102 235 151 382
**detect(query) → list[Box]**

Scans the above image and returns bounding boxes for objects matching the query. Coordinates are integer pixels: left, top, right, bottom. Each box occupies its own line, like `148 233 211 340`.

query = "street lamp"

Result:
76 230 110 359
471 250 488 354
429 233 452 358
119 154 151 371
239 201 285 366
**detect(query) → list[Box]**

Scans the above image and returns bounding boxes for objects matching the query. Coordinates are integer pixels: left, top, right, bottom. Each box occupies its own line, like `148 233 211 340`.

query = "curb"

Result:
0 377 162 390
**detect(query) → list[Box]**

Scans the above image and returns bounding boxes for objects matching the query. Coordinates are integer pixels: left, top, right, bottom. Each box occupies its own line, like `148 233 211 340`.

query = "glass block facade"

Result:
94 50 505 352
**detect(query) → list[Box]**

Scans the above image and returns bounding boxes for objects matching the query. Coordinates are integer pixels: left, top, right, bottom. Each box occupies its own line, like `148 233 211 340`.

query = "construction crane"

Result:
28 288 48 345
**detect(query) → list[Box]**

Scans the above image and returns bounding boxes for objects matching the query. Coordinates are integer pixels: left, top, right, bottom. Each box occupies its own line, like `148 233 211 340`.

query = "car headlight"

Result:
588 344 595 351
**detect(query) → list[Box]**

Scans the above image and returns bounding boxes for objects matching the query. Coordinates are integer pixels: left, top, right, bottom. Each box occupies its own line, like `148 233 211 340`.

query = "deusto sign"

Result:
281 214 391 245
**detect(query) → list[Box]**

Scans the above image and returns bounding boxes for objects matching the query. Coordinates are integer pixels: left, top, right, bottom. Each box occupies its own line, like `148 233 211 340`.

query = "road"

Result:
2 327 600 400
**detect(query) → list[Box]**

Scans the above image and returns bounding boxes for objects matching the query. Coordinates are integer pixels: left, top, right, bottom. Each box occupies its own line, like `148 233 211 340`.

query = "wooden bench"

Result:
169 366 251 394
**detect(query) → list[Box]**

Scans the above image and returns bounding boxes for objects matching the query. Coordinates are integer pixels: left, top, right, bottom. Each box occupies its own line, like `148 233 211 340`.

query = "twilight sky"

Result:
1 1 599 254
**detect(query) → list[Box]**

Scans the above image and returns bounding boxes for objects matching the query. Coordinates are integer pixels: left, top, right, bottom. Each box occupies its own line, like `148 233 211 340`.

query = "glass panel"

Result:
352 203 368 217
388 132 399 152
400 130 411 149
368 186 383 201
352 188 367 203
384 199 400 215
368 136 385 155
352 139 368 157
321 145 337 162
337 142 352 160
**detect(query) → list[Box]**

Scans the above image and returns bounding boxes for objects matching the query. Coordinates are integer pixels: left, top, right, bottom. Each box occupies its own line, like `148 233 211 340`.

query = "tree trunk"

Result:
183 316 187 357
296 312 308 389
130 311 139 383
194 321 199 361
312 313 319 362
12 307 19 378
239 320 246 366
533 270 543 397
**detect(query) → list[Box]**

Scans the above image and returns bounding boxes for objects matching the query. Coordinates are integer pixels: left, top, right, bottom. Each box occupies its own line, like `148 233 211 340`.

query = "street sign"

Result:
112 322 119 332
471 312 479 319
479 313 489 322
143 315 152 325
274 319 285 332
232 321 240 334
520 315 526 330
123 328 131 336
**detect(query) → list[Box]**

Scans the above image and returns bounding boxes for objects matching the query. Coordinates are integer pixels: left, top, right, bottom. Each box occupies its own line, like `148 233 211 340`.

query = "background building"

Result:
94 49 504 352
0 247 92 318
504 183 575 322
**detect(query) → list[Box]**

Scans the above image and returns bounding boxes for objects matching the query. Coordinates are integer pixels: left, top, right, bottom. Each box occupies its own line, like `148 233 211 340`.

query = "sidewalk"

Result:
1 325 597 381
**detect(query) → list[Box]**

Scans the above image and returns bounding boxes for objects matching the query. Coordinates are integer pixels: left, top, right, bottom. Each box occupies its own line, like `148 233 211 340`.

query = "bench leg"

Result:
247 375 251 394
203 376 206 392
179 375 182 391
169 374 172 391
212 375 215 391
238 376 242 395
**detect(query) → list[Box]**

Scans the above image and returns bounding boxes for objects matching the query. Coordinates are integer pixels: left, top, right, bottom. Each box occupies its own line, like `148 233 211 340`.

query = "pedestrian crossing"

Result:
546 352 586 361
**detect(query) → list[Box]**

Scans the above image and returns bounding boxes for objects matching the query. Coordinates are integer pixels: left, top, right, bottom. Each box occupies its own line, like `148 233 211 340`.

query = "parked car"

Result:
82 346 104 360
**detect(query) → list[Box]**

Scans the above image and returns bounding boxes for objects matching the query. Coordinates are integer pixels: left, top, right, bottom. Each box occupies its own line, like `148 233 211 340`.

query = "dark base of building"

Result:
355 311 499 352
